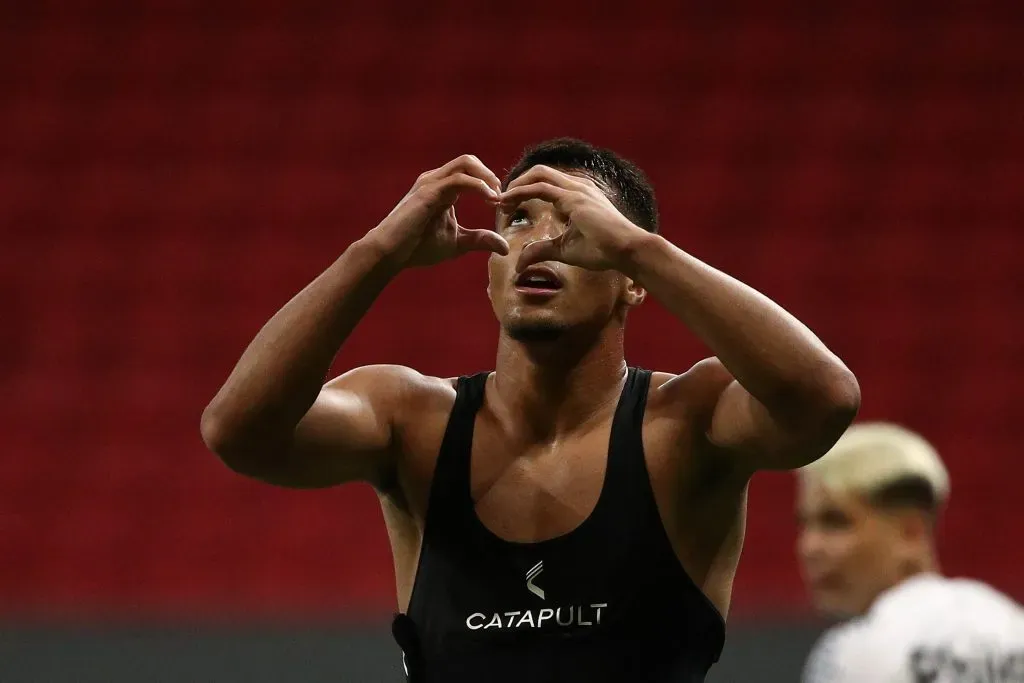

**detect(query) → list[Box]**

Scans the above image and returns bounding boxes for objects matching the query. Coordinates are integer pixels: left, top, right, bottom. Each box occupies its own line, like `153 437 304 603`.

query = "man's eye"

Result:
508 211 529 227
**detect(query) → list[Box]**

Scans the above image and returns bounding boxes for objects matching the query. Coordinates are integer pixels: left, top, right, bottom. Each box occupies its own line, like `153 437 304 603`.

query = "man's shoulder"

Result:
873 575 1024 631
325 364 458 418
802 620 872 683
641 361 749 491
329 363 457 391
646 357 733 416
648 357 732 389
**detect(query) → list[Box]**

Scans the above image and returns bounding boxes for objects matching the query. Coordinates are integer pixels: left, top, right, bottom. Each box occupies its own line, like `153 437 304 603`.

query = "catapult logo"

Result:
526 560 545 600
910 646 1024 682
464 560 609 632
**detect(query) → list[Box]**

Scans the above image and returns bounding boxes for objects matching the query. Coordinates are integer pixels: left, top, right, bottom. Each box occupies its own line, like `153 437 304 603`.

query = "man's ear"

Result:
623 278 646 307
897 509 929 546
486 252 499 302
884 508 930 568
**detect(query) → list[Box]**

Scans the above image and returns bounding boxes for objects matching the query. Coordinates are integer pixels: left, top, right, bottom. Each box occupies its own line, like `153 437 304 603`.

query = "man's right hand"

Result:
203 155 506 490
367 155 510 268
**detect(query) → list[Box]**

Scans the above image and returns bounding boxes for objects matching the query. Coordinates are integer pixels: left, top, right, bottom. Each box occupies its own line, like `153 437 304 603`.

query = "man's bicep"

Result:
263 365 411 489
661 358 800 473
706 378 798 470
702 360 844 473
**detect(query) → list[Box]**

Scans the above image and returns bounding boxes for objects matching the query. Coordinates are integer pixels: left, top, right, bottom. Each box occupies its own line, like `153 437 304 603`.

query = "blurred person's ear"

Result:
889 508 930 563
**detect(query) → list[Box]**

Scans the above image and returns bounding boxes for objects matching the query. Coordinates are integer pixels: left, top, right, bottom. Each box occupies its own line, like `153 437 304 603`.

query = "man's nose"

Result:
797 528 825 562
530 212 566 241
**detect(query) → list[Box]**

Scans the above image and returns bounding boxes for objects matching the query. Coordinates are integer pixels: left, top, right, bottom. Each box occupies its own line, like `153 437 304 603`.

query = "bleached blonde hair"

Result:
799 422 950 508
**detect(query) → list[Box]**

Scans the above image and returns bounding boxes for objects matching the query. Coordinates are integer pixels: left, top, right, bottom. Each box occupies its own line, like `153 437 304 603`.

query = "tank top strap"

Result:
423 371 490 532
602 367 653 496
595 366 665 543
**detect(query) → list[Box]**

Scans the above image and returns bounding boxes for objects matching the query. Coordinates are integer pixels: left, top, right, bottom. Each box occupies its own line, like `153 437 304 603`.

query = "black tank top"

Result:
392 368 726 683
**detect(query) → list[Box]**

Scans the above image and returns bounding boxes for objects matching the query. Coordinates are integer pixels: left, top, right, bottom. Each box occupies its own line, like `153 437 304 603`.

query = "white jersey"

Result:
802 574 1024 683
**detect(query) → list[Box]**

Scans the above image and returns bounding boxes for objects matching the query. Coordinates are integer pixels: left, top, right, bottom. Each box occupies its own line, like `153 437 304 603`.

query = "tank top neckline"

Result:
460 367 641 552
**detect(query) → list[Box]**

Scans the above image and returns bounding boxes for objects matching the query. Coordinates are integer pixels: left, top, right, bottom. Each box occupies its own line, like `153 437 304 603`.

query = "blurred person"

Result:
201 138 861 683
797 422 1024 682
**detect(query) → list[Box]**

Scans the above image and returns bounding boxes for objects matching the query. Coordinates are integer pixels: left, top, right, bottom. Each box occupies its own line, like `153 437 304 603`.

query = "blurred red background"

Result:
2 1 1021 620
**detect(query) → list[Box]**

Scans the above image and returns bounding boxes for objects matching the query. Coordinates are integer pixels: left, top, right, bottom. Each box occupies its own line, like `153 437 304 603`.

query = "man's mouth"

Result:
514 266 563 293
807 571 842 590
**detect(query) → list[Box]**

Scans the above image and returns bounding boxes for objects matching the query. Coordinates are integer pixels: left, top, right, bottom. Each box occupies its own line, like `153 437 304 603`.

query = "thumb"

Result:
516 236 562 272
455 227 510 256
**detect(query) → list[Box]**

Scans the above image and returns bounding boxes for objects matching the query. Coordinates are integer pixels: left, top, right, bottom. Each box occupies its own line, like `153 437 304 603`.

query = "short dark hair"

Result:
503 138 660 233
870 475 941 517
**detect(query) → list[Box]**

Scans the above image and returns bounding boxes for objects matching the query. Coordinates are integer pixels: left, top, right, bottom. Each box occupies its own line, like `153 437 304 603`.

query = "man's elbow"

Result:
767 365 860 472
805 363 861 447
200 403 234 455
821 364 861 425
200 406 270 477
774 360 860 423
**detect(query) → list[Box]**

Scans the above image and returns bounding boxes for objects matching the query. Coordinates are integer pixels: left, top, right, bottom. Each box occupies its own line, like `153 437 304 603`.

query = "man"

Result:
797 422 1024 682
201 138 860 682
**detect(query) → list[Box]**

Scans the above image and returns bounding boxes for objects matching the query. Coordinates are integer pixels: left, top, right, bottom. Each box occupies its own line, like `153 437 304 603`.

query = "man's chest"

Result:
396 403 693 543
468 422 615 544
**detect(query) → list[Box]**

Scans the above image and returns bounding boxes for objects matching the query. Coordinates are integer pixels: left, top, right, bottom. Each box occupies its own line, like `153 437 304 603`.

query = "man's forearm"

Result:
621 232 858 419
201 234 400 450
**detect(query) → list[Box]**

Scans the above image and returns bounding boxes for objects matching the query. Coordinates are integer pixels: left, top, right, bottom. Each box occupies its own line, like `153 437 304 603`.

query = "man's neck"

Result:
491 326 628 440
898 551 941 587
866 558 942 615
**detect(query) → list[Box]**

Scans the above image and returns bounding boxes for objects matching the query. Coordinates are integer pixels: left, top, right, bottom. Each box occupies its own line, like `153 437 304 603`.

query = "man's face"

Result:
486 172 638 342
796 478 908 617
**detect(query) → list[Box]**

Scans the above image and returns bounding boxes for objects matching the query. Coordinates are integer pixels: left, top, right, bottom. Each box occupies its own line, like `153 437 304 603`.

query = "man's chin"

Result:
810 589 859 619
505 321 570 343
